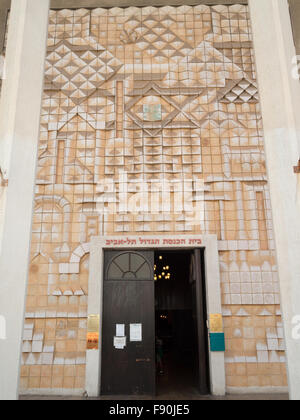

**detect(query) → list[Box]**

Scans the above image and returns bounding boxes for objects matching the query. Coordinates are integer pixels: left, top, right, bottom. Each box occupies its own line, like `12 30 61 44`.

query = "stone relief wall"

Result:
20 5 287 392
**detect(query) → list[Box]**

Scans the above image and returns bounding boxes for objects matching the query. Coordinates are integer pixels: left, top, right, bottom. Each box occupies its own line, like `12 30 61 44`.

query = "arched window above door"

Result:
106 251 152 281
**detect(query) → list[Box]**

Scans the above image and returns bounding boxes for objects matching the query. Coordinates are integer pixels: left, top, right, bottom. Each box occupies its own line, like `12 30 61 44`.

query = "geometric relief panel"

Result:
20 4 286 393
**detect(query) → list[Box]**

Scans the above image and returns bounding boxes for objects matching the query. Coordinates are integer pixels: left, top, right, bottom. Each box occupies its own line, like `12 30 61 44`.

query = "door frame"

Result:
85 234 225 397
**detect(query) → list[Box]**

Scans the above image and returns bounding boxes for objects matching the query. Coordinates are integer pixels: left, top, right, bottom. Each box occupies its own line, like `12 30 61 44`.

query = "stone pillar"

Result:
249 0 300 400
0 0 50 400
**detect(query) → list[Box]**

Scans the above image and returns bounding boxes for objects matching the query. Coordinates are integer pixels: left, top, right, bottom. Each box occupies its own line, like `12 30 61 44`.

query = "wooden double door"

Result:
101 249 210 396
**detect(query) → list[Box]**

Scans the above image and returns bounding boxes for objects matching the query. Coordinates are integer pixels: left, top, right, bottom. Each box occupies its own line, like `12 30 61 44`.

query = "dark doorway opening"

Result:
154 250 210 397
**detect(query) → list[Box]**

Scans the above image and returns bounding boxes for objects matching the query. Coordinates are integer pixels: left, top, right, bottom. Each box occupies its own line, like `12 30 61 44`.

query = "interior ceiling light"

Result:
154 255 171 280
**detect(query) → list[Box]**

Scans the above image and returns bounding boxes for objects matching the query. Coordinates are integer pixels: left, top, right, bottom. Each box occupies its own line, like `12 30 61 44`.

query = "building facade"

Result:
0 0 299 399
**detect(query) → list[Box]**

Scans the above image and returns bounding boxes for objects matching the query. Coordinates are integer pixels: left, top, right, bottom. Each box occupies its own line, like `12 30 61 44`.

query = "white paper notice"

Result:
114 336 126 349
130 324 142 342
116 324 125 337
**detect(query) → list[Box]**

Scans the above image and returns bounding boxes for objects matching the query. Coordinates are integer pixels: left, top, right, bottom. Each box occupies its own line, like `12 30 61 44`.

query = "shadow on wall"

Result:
289 0 300 56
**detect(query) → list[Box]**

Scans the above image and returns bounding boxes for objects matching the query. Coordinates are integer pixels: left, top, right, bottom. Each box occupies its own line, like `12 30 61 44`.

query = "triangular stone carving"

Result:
219 78 259 103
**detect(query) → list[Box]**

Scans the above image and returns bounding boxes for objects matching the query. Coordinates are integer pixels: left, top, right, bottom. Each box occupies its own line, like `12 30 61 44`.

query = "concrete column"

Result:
249 0 300 400
0 0 50 400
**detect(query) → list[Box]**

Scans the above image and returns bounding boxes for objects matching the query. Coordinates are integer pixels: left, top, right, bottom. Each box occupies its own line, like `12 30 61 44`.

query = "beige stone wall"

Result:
20 4 287 393
0 10 8 253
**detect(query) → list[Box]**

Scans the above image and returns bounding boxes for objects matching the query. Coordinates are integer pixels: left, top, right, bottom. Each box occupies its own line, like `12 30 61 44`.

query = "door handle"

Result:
136 358 151 362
